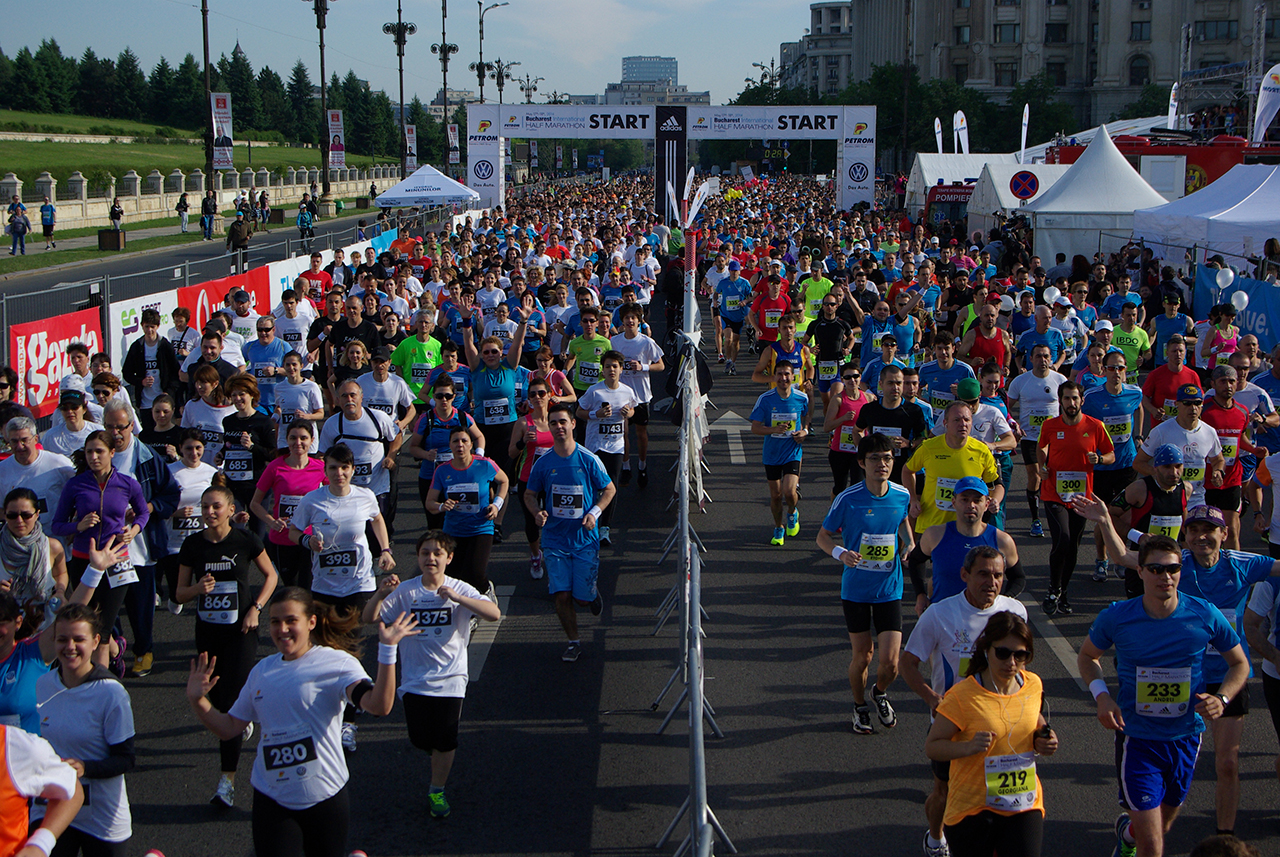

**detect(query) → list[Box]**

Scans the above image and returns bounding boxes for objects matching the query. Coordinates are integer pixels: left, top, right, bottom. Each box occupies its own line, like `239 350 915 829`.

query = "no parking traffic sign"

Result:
1009 170 1039 200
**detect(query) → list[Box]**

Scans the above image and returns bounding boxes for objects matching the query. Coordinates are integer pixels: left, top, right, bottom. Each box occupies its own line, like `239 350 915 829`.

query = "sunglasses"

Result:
434 393 455 400
93 389 112 397
992 646 1030 663
481 349 502 356
1142 562 1180 577
0 383 10 391
258 327 274 333
528 390 550 398
5 511 34 521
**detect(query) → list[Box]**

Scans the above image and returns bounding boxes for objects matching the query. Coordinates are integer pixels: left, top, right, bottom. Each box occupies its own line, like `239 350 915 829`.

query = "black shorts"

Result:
1205 485 1243 514
1020 439 1039 465
631 401 650 426
765 460 802 481
1206 681 1250 717
41 224 54 238
1093 467 1135 505
841 599 903 635
1262 673 1280 742
721 318 743 334
310 589 371 619
403 692 464 753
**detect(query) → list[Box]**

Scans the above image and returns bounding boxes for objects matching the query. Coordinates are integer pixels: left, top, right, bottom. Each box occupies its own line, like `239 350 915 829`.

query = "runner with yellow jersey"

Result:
903 401 1003 536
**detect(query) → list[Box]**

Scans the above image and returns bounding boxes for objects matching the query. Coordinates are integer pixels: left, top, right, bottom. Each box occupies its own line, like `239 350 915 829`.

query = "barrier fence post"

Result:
1 295 7 367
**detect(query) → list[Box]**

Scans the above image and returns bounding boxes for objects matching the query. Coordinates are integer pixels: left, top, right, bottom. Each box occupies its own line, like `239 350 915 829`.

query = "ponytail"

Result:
270 587 363 657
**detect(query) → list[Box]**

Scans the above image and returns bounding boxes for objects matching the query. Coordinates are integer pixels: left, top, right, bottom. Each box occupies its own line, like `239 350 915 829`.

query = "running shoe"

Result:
1111 813 1136 857
129 652 153 678
638 467 649 488
1041 592 1059 616
530 553 544 579
872 689 897 728
210 775 235 808
486 581 497 602
429 790 451 818
724 362 733 376
785 510 800 537
1056 596 1074 616
493 523 504 545
167 599 184 615
590 592 604 616
1029 520 1045 538
770 527 785 546
109 634 127 680
468 615 479 634
621 468 632 486
600 526 611 546
562 641 582 662
341 722 358 753
922 832 950 857
1093 559 1109 582
717 353 725 364
727 361 737 376
852 705 874 734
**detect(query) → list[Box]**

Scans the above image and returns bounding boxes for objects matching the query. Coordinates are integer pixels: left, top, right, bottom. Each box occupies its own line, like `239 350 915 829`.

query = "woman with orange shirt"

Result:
925 611 1058 857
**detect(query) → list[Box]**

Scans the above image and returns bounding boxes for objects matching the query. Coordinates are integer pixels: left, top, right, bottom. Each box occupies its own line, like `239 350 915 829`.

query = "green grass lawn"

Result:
0 109 200 138
0 232 208 275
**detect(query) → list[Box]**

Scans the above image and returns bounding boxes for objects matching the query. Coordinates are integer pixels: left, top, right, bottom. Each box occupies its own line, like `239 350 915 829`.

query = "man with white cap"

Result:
1049 295 1089 367
1136 383 1225 509
1071 320 1124 375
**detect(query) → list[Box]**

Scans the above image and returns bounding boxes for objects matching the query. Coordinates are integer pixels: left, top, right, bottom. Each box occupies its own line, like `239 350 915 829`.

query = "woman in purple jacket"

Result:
51 430 149 667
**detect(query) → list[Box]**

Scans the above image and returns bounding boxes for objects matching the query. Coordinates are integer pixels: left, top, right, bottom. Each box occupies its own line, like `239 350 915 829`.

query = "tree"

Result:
34 40 76 114
1006 71 1077 146
112 48 146 120
1112 83 1166 122
147 58 175 125
257 66 289 136
340 71 368 153
11 48 50 113
74 48 108 116
368 90 396 160
223 46 262 132
170 53 207 131
286 60 318 143
0 49 13 109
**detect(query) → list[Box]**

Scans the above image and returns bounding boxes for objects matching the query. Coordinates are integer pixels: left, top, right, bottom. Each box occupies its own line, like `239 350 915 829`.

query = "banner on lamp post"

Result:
327 110 346 169
447 124 460 164
572 148 578 169
1167 83 1179 130
404 125 418 172
530 140 538 168
211 93 234 170
556 145 563 169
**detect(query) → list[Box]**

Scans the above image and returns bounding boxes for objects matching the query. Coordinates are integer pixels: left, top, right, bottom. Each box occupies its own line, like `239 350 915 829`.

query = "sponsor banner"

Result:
555 145 563 169
572 148 578 169
688 106 848 140
466 103 503 208
405 125 418 172
447 124 460 164
1195 268 1275 350
497 104 655 139
838 105 876 210
178 268 271 333
530 139 538 168
108 291 178 368
654 106 687 232
1253 63 1280 142
211 93 234 170
327 110 346 169
10 308 103 418
371 227 397 255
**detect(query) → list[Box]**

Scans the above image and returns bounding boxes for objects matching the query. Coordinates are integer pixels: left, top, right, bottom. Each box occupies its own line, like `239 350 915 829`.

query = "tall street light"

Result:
303 0 337 214
490 58 519 105
475 1 509 103
431 1 459 173
383 1 417 179
202 0 213 182
518 73 543 104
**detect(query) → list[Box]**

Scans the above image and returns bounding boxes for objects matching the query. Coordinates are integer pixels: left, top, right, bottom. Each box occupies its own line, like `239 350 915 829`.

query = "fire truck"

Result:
1046 132 1280 196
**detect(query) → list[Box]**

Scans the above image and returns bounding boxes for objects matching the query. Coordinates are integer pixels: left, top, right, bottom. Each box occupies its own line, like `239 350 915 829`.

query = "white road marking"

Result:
469 585 514 682
1021 596 1087 691
709 409 752 465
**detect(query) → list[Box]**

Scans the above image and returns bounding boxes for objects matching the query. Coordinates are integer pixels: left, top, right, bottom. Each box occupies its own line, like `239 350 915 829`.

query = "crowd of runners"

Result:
0 172 1275 857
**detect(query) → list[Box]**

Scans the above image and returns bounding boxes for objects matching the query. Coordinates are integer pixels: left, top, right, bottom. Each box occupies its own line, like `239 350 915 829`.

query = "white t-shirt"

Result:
483 319 520 355
33 673 134 842
167 460 218 553
610 333 664 403
1049 315 1089 361
166 326 200 357
1140 419 1223 507
1246 578 1280 680
356 374 414 421
1 726 78 800
273 300 318 326
318 409 401 496
40 421 103 459
274 379 325 451
228 313 259 343
578 382 639 455
290 486 380 597
932 402 1012 445
545 304 575 354
474 287 505 323
0 450 74 529
181 399 236 463
378 575 485 698
904 593 1028 699
1006 370 1067 442
229 645 369 810
275 314 312 358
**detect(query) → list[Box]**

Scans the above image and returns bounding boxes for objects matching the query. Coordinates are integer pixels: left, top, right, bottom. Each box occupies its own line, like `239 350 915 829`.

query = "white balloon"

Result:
1216 267 1235 289
1231 290 1249 311
999 294 1015 313
1042 286 1061 304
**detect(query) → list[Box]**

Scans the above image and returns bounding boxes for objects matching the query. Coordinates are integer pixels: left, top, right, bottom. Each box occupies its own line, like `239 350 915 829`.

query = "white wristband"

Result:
475 447 485 457
25 829 56 857
831 546 847 562
1126 528 1145 544
588 505 604 520
492 496 505 511
80 565 106 589
1090 679 1110 700
377 642 398 665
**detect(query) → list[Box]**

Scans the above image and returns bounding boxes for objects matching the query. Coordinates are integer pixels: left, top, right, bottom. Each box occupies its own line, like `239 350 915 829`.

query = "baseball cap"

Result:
1152 444 1184 467
878 333 898 345
727 260 741 271
1176 383 1204 401
235 211 244 217
58 390 86 408
953 476 989 497
985 293 1004 305
957 378 981 401
1163 292 1181 304
930 236 940 245
371 346 392 361
1095 320 1114 332
1185 505 1226 529
232 290 251 303
1053 295 1072 307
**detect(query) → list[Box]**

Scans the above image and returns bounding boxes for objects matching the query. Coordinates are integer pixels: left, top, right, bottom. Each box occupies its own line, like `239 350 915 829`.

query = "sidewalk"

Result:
31 223 203 252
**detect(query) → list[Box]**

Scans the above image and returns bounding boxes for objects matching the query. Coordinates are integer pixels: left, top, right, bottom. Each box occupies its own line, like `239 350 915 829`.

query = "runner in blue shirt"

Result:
1015 306 1067 373
1082 349 1146 581
1101 275 1143 323
426 428 508 600
917 339 976 416
816 434 914 734
426 344 473 416
1147 294 1195 367
750 362 810 546
524 403 615 664
714 266 753 375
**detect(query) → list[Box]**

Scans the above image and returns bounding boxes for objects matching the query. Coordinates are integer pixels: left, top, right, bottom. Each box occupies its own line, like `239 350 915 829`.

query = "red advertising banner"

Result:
178 268 271 332
9 307 103 418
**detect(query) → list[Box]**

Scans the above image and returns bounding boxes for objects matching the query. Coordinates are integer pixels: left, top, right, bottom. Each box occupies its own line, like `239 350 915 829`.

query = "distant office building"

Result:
604 81 710 106
429 87 478 120
622 56 679 85
566 94 600 105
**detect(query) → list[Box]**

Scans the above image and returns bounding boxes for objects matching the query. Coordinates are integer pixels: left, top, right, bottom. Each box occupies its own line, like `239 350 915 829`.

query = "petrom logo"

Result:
852 122 868 135
478 120 492 133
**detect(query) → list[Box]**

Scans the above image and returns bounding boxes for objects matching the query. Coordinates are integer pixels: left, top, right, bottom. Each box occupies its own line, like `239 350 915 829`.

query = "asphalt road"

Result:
103 295 1280 857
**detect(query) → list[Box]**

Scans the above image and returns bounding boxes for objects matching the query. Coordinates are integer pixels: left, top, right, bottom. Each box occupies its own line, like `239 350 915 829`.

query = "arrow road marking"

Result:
709 409 753 465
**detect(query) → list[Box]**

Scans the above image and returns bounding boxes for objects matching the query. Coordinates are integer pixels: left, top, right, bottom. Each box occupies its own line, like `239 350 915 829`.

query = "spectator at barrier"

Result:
175 192 190 234
226 212 252 271
200 189 218 241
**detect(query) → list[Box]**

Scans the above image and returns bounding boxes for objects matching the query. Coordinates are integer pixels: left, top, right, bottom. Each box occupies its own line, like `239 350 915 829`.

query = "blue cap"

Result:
1152 444 1184 467
1176 384 1204 402
727 260 741 271
953 476 989 497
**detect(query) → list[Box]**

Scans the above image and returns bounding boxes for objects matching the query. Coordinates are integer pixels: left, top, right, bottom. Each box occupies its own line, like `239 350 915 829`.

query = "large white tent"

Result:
1132 164 1280 260
373 164 481 208
904 153 1018 213
1023 125 1167 263
967 163 1071 243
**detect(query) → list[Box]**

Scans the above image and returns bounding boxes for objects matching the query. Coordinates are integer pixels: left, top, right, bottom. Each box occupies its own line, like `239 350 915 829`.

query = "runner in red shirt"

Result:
1200 364 1262 549
1141 333 1199 427
750 275 792 345
298 251 334 295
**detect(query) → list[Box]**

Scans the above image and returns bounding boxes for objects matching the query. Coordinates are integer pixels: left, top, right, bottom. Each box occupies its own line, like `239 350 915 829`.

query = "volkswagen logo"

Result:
849 163 868 183
474 160 494 180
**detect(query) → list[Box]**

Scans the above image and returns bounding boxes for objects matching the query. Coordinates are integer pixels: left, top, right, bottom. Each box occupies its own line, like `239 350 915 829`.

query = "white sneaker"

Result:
922 831 950 857
341 722 357 752
530 552 544 579
167 599 183 616
210 775 234 808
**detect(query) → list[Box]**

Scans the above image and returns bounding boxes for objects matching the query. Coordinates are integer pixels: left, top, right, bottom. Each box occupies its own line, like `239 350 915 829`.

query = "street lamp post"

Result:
475 1 509 104
383 1 418 180
490 58 520 105
202 0 213 183
518 73 543 104
431 1 459 174
303 0 337 214
751 59 779 99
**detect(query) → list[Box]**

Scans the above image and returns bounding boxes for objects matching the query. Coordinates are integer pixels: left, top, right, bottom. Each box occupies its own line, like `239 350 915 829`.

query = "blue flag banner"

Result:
1195 267 1279 351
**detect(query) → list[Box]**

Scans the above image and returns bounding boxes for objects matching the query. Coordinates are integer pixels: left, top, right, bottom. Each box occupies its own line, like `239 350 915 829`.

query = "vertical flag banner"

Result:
952 111 960 153
572 148 578 169
556 145 563 169
404 125 418 172
1167 83 1179 130
1252 63 1280 142
956 110 970 155
327 110 346 169
530 140 538 168
211 93 234 171
447 124 460 164
1018 104 1029 164
934 117 943 153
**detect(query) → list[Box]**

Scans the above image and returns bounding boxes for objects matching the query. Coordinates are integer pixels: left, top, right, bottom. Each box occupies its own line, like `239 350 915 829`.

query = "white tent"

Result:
373 164 481 208
1132 164 1280 260
967 163 1071 243
904 153 1018 213
1023 125 1167 263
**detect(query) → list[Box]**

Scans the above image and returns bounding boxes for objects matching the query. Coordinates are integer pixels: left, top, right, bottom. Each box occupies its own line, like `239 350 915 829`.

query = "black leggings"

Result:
269 541 313 590
944 810 1043 857
1044 501 1088 595
68 557 131 636
418 477 445 530
829 449 861 495
452 533 494 593
515 481 540 548
43 826 128 857
197 621 258 773
481 420 516 473
593 451 624 527
252 784 349 857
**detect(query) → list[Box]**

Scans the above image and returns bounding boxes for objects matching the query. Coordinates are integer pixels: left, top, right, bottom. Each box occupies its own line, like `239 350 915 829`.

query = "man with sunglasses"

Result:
0 417 74 538
241 315 290 413
1141 335 1200 429
1082 350 1146 582
1136 383 1225 511
1081 501 1266 850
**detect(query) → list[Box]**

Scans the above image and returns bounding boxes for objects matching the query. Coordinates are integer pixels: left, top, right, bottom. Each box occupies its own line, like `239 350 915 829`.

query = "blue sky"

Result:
5 0 811 107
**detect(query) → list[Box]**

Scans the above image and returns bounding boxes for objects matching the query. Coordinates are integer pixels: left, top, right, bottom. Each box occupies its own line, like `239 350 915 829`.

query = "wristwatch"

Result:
1216 693 1231 707
252 602 264 612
